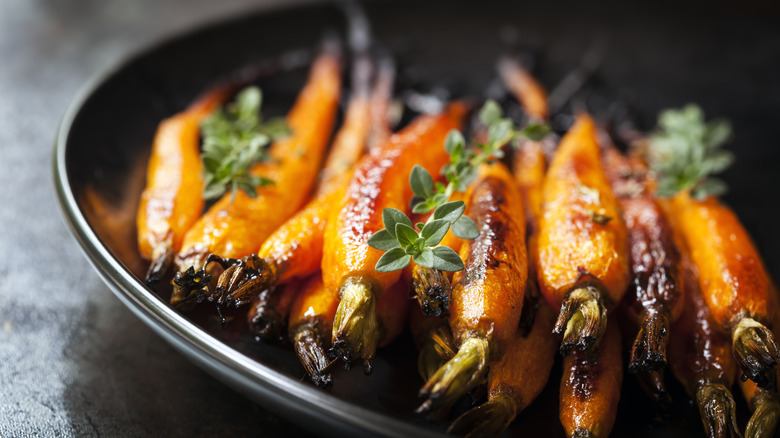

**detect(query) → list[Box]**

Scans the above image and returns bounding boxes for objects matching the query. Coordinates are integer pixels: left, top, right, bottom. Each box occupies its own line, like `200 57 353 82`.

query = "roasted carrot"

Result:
740 379 780 438
602 146 684 373
503 59 549 332
136 84 231 286
537 114 630 355
559 322 623 438
170 51 341 308
418 162 527 414
323 103 467 372
668 259 741 438
366 56 396 152
247 284 298 342
375 279 409 350
670 191 779 389
448 303 557 438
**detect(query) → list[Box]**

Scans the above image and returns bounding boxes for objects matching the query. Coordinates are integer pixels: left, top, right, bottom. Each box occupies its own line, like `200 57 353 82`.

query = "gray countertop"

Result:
0 0 311 436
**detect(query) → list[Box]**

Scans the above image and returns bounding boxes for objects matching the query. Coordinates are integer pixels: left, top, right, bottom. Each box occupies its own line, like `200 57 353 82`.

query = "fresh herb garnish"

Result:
367 100 550 273
201 86 291 201
648 104 733 200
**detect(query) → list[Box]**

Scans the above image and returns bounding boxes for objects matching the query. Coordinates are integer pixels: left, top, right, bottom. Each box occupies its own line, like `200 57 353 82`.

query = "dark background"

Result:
3 0 780 436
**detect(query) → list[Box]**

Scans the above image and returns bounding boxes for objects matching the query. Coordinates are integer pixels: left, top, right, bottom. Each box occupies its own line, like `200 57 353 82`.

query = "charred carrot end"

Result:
694 383 741 438
629 310 670 373
746 389 780 438
247 288 294 342
329 277 379 374
145 243 173 287
418 325 456 381
170 266 211 309
291 319 333 388
553 286 607 356
213 255 275 308
448 389 518 438
733 317 780 389
417 336 490 415
634 369 672 407
411 264 452 318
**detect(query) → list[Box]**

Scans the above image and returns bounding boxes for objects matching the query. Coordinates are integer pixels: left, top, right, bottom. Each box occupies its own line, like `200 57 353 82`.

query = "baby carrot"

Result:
136 83 231 286
418 162 527 414
323 103 467 372
670 191 780 389
537 113 630 355
740 379 780 438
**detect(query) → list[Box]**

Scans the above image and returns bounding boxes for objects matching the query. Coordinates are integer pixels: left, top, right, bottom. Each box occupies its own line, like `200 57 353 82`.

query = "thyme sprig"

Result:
647 104 733 199
367 100 550 273
201 86 291 201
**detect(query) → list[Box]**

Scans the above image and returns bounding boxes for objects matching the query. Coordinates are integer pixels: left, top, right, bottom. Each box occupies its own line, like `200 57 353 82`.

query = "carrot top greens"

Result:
200 86 291 201
368 100 549 273
648 104 733 200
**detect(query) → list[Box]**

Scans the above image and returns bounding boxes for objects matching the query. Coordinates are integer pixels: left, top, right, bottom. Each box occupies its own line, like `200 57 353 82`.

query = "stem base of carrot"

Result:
553 286 607 357
329 277 379 374
629 310 670 373
448 389 518 438
733 317 780 389
694 383 741 438
746 389 780 438
411 264 452 318
292 318 334 388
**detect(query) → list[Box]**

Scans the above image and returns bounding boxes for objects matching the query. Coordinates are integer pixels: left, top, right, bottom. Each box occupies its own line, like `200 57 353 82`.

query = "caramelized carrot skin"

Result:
671 193 776 330
322 104 466 294
668 263 736 392
176 55 341 270
376 280 408 348
450 163 527 356
498 58 548 121
137 86 229 259
537 114 629 309
489 303 557 411
559 322 623 438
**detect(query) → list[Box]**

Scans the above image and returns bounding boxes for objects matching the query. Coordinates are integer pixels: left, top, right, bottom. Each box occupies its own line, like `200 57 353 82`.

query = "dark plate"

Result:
53 1 780 437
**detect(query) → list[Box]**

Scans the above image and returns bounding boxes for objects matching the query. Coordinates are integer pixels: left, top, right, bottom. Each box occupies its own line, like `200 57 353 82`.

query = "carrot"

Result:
247 284 299 342
448 303 557 438
418 162 527 414
537 114 630 355
409 302 455 381
670 191 780 389
498 57 548 121
136 84 231 286
323 103 467 372
170 51 341 308
602 146 684 373
667 256 740 438
366 57 396 152
559 322 623 438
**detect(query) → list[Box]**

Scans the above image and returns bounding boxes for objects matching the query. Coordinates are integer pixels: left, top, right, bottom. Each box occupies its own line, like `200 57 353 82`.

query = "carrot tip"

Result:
247 290 286 342
553 286 607 357
635 369 672 408
733 317 780 390
329 278 379 374
417 336 489 415
411 265 451 318
746 389 780 438
292 320 333 388
448 390 518 438
571 428 597 438
170 266 211 309
694 383 741 438
629 310 670 373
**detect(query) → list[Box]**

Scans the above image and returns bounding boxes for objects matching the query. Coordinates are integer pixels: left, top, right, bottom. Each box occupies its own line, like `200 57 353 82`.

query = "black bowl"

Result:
54 1 780 436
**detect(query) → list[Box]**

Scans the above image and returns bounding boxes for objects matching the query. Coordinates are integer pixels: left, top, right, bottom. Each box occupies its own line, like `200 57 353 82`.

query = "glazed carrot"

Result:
366 57 396 152
670 191 779 389
668 259 740 438
537 114 630 355
376 280 409 349
323 104 467 372
448 303 557 438
170 52 341 308
740 379 780 438
559 322 623 438
498 57 548 121
503 59 549 331
602 146 684 373
409 303 455 381
136 84 231 286
247 284 298 341
288 274 340 387
418 162 527 414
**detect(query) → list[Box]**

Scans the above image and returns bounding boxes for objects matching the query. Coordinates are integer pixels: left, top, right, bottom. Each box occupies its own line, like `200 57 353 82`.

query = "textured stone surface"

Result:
0 0 311 436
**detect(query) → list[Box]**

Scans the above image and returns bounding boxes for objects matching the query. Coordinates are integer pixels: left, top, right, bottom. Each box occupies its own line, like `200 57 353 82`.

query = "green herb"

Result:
647 104 733 200
201 86 292 201
367 100 549 273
